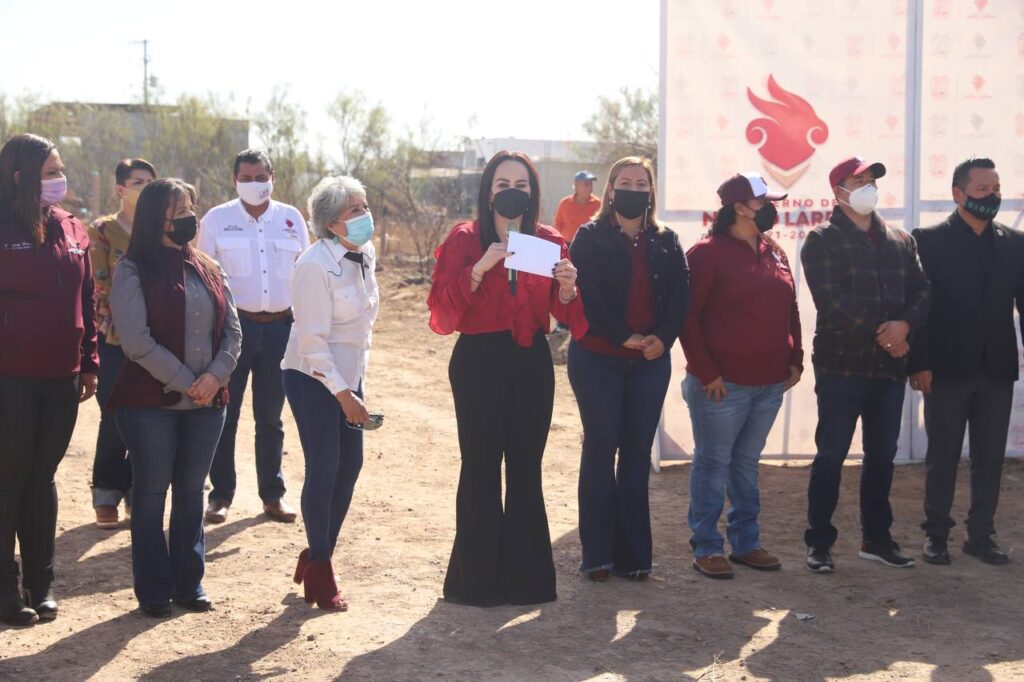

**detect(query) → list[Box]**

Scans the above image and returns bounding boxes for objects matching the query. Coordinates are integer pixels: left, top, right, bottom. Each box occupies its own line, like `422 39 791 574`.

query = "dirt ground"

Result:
1 265 1023 681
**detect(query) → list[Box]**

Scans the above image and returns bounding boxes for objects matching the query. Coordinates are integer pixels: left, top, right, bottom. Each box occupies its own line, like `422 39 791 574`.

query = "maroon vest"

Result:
107 246 229 409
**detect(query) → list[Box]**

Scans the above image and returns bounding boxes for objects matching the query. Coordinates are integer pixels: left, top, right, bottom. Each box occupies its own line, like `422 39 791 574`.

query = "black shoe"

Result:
174 595 214 612
141 603 172 618
859 541 915 568
806 546 834 573
0 588 38 626
922 537 950 565
22 586 58 621
963 538 1010 565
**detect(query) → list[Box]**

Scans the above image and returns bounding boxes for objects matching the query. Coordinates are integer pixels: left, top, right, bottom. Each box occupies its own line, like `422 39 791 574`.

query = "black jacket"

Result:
569 216 690 350
908 211 1024 382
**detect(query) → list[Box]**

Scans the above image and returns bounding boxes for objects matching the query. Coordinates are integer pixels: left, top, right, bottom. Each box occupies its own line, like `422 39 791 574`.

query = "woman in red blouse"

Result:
427 151 585 606
680 173 803 579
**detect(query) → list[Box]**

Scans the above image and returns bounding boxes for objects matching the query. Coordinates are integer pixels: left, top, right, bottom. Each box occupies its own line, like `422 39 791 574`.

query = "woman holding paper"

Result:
427 150 586 607
568 156 690 581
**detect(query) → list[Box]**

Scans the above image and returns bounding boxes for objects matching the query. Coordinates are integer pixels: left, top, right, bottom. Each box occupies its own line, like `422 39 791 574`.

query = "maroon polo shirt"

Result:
680 234 803 385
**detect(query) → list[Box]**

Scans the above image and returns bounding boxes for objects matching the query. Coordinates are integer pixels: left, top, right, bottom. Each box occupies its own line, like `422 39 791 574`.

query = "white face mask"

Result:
237 180 273 206
840 183 878 216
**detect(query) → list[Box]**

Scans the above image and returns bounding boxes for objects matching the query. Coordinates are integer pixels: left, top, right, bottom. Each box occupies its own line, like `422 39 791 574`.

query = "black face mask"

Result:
493 188 530 220
167 215 198 246
753 202 778 233
612 189 650 220
962 192 1001 222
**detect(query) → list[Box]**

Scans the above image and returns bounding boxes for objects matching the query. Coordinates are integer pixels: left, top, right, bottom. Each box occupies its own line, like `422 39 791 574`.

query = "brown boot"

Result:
293 549 310 584
205 500 229 524
95 505 119 529
729 548 782 571
301 561 348 611
263 499 297 523
693 555 734 579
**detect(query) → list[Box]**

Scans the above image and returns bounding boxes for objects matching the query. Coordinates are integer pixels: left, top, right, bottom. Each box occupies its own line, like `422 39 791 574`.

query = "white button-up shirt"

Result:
281 238 380 395
197 198 311 313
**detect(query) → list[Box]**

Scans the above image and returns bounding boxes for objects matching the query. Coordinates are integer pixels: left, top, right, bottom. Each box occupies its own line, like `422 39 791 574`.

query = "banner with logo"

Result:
658 0 1024 461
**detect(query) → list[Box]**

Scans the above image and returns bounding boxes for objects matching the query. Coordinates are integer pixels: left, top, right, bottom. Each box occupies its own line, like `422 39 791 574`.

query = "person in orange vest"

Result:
554 170 602 245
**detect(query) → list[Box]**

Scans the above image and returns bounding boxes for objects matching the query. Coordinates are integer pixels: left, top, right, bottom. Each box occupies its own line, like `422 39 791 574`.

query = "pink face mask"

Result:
40 176 67 207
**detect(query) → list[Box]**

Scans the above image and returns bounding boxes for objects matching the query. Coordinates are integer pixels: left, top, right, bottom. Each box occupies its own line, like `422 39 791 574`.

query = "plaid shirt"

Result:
801 207 929 380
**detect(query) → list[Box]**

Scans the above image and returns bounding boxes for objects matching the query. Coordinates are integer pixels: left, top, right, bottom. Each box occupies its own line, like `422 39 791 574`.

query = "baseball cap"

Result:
829 156 886 188
574 170 597 182
717 172 787 206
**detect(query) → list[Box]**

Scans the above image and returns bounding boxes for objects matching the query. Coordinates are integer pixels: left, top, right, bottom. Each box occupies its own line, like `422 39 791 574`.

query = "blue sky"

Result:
0 0 660 145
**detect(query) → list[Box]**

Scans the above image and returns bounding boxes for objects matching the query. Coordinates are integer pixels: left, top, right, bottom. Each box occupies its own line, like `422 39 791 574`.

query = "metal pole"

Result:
902 0 925 461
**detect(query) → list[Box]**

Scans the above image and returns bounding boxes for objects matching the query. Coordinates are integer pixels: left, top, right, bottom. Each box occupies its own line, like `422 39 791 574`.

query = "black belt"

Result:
238 309 292 323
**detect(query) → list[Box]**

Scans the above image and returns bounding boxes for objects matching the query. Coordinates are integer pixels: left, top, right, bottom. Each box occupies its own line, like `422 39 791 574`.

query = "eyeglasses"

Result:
347 413 384 431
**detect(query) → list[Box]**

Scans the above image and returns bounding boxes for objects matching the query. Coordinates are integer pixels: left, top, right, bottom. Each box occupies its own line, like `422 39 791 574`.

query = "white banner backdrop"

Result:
656 0 1024 464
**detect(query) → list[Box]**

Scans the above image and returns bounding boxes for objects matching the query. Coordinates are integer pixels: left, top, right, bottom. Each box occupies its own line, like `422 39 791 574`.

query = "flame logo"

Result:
746 74 829 187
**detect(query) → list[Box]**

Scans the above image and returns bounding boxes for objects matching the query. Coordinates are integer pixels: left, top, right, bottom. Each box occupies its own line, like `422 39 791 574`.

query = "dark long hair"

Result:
476 151 541 248
126 178 219 281
710 204 737 237
0 134 56 245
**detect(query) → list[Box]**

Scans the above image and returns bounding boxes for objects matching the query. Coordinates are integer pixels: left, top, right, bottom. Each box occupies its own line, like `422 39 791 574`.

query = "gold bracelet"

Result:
558 288 577 304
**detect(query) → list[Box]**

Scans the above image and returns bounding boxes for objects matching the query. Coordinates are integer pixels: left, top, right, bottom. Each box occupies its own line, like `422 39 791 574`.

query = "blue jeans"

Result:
91 335 131 507
209 316 290 505
116 406 226 608
283 370 363 563
567 342 671 576
683 374 784 558
805 370 905 548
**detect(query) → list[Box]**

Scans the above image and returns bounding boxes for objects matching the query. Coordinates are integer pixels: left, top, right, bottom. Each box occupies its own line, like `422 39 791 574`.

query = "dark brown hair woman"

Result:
0 133 98 626
427 151 586 606
108 178 241 617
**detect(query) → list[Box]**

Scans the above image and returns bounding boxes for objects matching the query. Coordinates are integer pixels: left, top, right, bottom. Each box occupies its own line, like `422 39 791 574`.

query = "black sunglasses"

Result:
347 413 384 431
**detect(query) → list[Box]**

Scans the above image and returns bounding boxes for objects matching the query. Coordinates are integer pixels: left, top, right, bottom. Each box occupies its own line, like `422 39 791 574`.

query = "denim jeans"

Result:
91 335 132 507
568 342 671 576
283 370 363 563
116 406 226 608
209 316 290 505
683 374 784 558
804 370 905 548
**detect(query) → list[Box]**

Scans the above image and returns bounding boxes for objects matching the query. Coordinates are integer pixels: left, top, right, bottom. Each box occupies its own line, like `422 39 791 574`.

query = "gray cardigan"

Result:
110 258 242 409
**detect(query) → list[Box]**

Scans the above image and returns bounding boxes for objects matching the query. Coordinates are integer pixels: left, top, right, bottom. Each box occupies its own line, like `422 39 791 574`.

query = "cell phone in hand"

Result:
347 412 384 431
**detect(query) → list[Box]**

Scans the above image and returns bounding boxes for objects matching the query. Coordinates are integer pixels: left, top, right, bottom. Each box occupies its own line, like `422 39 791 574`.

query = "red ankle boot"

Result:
293 549 310 584
301 560 347 611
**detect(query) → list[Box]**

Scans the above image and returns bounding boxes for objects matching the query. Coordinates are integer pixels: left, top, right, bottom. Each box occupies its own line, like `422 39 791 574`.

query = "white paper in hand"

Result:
505 232 560 279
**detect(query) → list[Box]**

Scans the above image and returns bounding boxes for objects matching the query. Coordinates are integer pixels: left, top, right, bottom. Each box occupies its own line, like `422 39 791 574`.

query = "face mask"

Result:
237 180 273 206
840 183 878 216
40 176 67 207
340 212 375 247
612 189 650 220
167 215 198 246
753 202 778 233
492 187 530 220
962 192 1000 222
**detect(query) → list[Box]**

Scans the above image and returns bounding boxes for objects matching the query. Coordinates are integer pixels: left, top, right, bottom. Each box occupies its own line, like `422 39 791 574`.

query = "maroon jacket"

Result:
107 247 229 409
0 207 98 379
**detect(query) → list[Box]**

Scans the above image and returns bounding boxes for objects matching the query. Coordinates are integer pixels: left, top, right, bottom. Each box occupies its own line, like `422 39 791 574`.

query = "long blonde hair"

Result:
594 156 665 231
